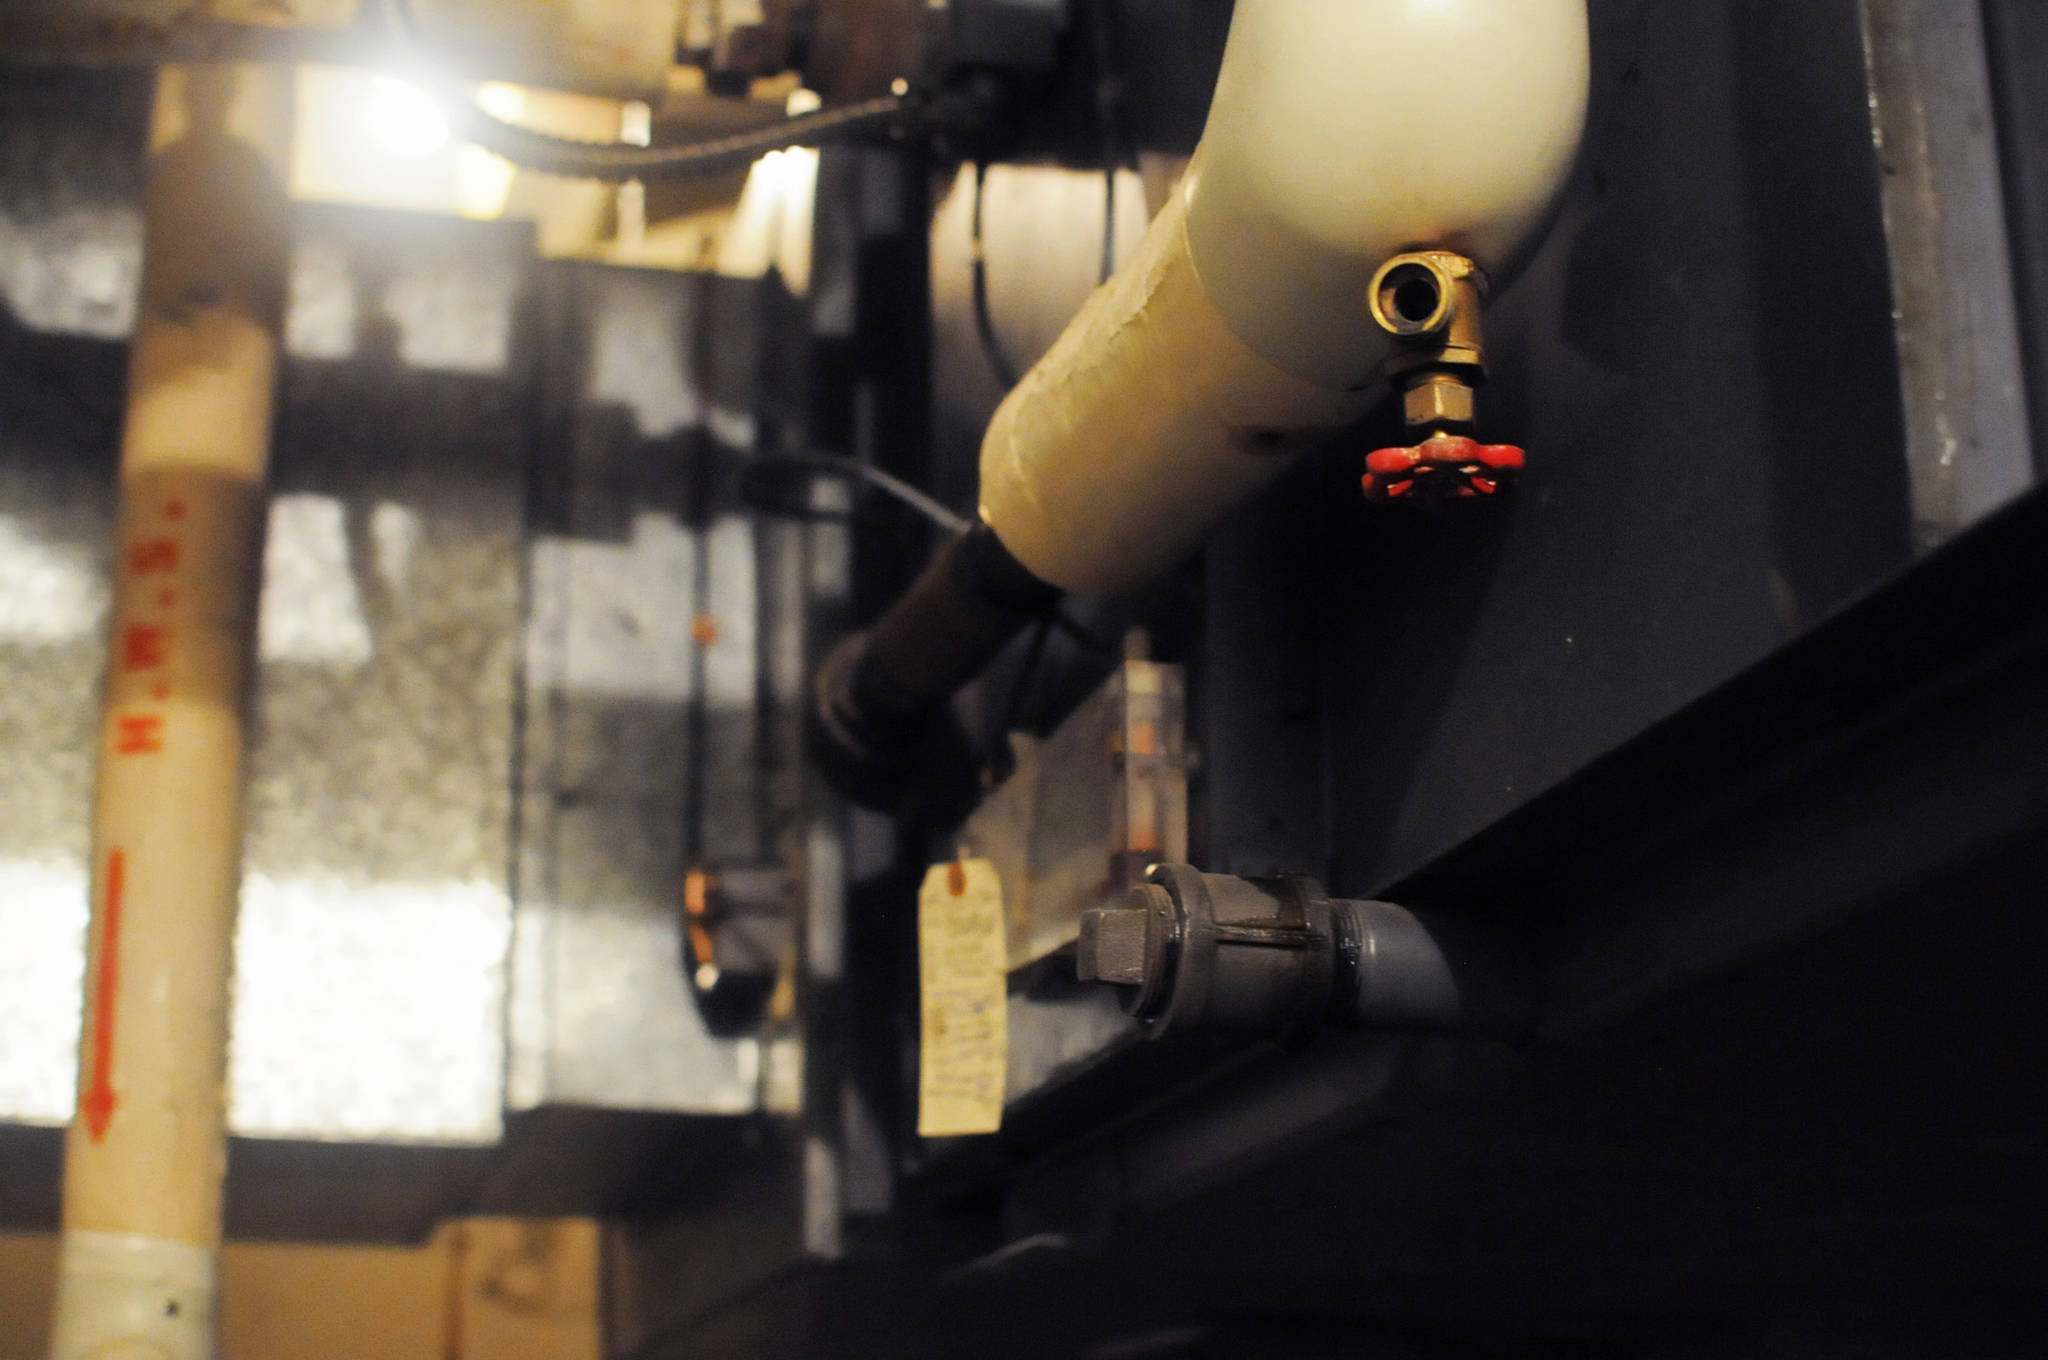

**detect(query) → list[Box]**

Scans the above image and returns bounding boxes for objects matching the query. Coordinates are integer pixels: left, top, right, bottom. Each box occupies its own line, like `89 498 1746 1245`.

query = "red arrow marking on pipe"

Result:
80 848 124 1142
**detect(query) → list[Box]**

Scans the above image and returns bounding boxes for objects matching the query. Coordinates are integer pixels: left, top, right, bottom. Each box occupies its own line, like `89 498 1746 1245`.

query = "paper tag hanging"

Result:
917 859 1008 1137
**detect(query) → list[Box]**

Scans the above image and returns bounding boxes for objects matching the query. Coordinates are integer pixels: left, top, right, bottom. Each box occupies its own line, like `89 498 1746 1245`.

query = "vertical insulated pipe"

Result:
49 65 290 1360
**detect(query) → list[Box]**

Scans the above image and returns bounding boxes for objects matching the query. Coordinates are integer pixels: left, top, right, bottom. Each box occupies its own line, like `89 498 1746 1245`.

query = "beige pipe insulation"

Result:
979 0 1590 596
50 64 290 1360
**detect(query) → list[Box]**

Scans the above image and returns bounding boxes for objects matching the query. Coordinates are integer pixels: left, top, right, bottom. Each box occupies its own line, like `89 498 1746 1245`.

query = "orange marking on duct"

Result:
80 848 125 1142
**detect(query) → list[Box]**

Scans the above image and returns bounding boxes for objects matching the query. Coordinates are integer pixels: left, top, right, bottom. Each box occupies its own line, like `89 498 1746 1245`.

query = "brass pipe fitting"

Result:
1367 250 1490 436
1360 251 1524 503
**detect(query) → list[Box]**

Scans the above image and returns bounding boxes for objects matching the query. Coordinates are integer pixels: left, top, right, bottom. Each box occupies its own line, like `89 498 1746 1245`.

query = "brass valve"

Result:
1361 251 1524 502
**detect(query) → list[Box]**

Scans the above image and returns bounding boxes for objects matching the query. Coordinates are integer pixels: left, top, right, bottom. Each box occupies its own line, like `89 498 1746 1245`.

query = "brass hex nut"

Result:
1404 376 1476 429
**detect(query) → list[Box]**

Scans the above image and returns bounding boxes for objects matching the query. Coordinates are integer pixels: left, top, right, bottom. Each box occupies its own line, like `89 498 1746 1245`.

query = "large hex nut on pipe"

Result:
1076 866 1525 1040
1077 883 1179 1022
1077 865 1335 1041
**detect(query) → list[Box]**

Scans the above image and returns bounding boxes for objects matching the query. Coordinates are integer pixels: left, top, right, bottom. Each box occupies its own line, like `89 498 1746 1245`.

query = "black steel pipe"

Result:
1078 866 1524 1042
810 521 1060 810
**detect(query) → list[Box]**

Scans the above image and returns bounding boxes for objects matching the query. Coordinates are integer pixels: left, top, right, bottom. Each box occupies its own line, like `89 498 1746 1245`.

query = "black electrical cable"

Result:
1087 0 1127 286
970 161 1022 389
984 613 1053 785
964 8 1119 396
382 0 910 182
735 450 969 535
1101 166 1117 286
444 93 909 183
735 453 1104 657
984 0 1121 787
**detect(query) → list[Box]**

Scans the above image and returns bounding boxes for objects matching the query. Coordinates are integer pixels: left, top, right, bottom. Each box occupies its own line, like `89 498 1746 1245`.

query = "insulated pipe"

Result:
49 65 290 1360
979 0 1590 595
811 0 1588 807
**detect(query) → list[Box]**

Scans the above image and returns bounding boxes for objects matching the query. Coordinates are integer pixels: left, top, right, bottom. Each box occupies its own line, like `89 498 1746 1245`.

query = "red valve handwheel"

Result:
1361 434 1526 503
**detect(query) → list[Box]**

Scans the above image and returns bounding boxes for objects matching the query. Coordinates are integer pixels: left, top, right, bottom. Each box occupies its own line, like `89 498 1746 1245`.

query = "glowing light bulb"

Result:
364 74 449 158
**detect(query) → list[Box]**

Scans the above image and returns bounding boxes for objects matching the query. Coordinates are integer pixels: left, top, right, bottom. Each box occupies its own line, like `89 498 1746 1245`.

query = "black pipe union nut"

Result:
1078 865 1515 1042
